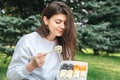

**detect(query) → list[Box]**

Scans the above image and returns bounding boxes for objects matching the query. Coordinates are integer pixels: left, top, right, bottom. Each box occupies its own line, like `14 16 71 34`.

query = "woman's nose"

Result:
60 23 65 29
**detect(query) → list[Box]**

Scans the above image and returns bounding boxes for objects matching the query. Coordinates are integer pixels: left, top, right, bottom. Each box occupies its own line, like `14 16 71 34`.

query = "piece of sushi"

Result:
72 65 80 80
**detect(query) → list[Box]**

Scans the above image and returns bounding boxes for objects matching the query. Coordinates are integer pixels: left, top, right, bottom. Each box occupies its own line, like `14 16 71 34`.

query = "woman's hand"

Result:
31 53 47 68
26 53 47 72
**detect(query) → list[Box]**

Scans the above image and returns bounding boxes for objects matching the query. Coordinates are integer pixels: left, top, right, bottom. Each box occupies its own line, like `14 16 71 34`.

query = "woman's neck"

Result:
46 35 56 41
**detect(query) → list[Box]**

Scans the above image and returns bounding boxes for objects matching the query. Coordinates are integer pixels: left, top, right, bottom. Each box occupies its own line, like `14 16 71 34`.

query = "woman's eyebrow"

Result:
55 19 62 21
55 18 66 22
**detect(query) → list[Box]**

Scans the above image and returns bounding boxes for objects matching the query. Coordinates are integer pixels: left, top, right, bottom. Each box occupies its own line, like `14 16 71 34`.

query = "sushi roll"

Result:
72 65 80 80
59 63 68 80
80 65 87 79
66 64 74 80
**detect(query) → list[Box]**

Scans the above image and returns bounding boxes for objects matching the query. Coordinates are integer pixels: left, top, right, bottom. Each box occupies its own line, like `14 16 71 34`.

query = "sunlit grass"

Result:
0 52 120 80
0 54 11 80
74 53 120 80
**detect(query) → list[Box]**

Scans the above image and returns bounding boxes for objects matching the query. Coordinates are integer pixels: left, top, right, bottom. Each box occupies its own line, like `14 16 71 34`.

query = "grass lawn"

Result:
0 54 10 80
0 53 120 80
74 53 120 80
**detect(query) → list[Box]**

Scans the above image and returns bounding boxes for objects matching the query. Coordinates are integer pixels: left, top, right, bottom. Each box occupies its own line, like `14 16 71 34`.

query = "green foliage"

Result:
0 15 41 58
77 22 112 55
0 0 120 56
0 0 44 18
76 0 120 55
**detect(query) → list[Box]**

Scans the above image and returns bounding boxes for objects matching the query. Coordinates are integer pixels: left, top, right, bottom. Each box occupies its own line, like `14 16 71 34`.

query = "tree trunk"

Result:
93 49 99 56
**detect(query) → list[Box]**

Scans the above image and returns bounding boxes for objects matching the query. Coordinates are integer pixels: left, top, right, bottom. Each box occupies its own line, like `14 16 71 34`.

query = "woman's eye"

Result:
55 21 61 24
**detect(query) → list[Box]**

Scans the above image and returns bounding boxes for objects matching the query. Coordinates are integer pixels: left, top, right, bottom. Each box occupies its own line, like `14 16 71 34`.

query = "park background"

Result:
0 0 120 80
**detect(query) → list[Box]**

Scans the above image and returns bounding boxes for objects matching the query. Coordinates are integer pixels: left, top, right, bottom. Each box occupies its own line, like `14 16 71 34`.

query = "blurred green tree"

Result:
0 0 120 57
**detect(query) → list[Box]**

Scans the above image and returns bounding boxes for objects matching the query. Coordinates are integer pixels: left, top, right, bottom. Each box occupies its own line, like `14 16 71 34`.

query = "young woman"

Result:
7 1 77 80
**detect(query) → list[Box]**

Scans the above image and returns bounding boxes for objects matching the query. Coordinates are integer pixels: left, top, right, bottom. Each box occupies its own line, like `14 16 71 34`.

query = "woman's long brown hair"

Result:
36 1 77 60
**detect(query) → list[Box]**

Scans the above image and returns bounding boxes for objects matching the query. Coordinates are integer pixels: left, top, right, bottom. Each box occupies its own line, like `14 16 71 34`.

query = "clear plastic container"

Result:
57 61 88 80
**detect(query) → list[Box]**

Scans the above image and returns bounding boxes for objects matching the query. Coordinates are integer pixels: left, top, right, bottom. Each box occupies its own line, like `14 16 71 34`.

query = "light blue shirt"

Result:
7 32 62 80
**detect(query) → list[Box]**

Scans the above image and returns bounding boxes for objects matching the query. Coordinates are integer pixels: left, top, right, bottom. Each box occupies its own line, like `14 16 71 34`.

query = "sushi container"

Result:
57 60 88 80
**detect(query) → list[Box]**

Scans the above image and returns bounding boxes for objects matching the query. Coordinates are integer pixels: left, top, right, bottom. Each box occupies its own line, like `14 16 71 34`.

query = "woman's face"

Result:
43 13 66 41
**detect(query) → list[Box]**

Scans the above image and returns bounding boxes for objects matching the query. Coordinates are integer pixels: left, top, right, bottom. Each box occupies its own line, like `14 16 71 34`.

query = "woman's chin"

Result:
56 34 63 37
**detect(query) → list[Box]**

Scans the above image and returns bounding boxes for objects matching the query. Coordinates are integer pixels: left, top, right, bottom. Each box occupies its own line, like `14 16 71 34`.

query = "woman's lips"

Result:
58 30 64 34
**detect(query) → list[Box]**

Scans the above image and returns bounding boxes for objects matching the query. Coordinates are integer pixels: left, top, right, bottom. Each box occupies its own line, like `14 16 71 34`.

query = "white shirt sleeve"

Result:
7 36 32 80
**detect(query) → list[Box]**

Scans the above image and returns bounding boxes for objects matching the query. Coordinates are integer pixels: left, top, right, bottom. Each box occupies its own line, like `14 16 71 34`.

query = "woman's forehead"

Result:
50 13 67 21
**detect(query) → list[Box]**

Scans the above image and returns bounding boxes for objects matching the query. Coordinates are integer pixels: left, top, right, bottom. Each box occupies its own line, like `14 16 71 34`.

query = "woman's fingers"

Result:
37 58 45 67
32 53 47 68
37 53 47 58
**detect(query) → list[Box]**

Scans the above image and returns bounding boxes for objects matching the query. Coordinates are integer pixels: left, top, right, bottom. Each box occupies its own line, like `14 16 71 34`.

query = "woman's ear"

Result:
43 16 48 25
